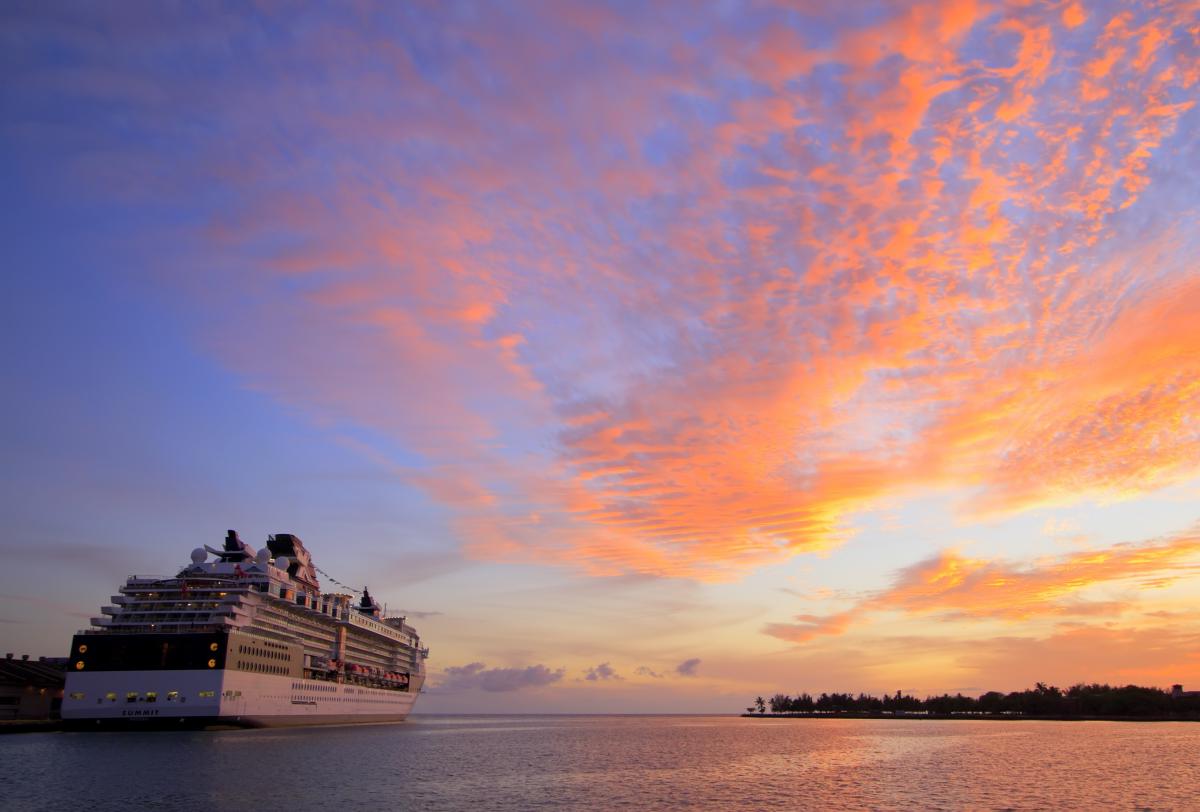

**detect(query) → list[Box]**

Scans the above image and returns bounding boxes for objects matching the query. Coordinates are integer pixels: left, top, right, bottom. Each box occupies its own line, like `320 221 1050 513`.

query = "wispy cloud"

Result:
675 658 702 677
766 527 1200 642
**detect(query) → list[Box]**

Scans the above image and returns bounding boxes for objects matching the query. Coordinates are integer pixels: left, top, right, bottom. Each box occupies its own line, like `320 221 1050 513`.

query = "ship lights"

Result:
207 658 216 668
77 644 88 654
75 661 84 670
209 642 219 652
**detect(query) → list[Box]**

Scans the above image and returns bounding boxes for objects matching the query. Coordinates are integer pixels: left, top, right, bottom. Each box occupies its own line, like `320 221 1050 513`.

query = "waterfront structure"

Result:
0 654 65 720
62 530 428 728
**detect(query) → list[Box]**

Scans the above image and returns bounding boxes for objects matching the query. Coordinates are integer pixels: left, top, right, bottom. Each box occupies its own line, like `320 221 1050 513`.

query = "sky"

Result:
1 0 1198 713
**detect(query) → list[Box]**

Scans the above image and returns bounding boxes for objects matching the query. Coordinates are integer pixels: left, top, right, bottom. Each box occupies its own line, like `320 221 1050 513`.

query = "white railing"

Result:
346 610 409 644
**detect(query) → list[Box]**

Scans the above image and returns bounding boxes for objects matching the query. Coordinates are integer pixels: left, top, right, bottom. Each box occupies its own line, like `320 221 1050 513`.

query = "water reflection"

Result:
1 716 1196 811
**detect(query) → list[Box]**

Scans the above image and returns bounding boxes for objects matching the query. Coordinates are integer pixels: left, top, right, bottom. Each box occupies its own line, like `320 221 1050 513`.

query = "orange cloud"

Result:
41 0 1192 579
766 527 1200 642
955 623 1200 688
1062 3 1087 29
943 276 1200 516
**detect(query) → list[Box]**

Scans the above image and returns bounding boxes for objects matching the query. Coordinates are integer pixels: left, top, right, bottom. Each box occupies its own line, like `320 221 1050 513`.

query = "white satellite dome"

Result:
190 548 207 564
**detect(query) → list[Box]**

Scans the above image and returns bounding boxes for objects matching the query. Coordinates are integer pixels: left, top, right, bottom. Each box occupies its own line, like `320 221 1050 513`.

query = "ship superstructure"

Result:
62 530 428 728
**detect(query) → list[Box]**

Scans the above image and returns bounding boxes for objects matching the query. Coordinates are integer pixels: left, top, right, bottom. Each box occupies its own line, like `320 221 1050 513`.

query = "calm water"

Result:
2 715 1197 811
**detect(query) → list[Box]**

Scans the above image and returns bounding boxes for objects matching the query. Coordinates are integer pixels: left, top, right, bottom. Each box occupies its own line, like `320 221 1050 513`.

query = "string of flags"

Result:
313 564 364 595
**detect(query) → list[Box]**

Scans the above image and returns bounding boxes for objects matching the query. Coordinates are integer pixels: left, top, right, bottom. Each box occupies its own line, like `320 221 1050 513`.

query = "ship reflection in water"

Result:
5 715 1198 810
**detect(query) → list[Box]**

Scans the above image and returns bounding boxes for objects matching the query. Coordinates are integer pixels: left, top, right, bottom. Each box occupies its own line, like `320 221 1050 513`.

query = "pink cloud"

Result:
10 1 1197 579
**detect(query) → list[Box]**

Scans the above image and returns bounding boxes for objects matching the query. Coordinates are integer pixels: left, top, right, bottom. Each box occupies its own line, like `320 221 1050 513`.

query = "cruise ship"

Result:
62 530 428 728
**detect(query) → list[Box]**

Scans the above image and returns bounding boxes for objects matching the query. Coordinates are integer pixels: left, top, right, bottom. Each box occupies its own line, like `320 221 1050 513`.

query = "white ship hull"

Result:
65 530 429 730
63 669 420 729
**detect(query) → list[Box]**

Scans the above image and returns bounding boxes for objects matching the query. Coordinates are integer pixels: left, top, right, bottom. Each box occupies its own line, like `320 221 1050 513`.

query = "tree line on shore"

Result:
746 682 1200 718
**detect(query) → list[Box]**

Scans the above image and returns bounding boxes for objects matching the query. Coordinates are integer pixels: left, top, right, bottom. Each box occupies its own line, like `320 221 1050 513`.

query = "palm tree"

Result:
755 696 766 714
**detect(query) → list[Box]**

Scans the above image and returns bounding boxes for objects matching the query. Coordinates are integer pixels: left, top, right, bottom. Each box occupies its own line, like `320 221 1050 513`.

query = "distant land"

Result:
744 683 1200 721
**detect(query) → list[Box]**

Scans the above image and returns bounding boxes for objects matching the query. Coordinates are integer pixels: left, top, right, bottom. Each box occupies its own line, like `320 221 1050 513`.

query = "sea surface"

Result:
2 714 1198 811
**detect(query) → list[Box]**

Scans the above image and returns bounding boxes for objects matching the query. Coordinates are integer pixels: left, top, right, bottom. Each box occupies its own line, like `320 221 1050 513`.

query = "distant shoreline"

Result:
741 712 1200 722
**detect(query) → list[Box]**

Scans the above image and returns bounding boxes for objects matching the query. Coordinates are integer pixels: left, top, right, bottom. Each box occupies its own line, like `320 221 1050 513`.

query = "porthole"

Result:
77 644 88 654
207 658 217 668
75 661 85 670
210 642 219 652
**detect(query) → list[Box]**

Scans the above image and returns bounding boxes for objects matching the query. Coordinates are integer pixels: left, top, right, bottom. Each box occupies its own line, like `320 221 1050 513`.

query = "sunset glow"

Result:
2 0 1198 712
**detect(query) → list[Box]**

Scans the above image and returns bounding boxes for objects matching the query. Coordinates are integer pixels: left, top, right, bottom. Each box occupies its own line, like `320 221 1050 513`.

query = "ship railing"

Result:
124 577 260 586
75 623 229 635
345 610 410 643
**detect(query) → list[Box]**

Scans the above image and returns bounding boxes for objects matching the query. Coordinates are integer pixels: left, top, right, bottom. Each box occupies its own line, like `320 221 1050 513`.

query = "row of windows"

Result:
236 660 288 675
127 590 230 599
291 681 337 692
237 644 288 661
70 689 216 704
289 696 408 704
108 615 220 625
109 602 224 612
69 687 408 705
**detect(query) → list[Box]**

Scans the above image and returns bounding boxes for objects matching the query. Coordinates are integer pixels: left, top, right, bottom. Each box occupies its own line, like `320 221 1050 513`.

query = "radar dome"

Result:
274 555 291 571
256 548 271 565
190 548 207 564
